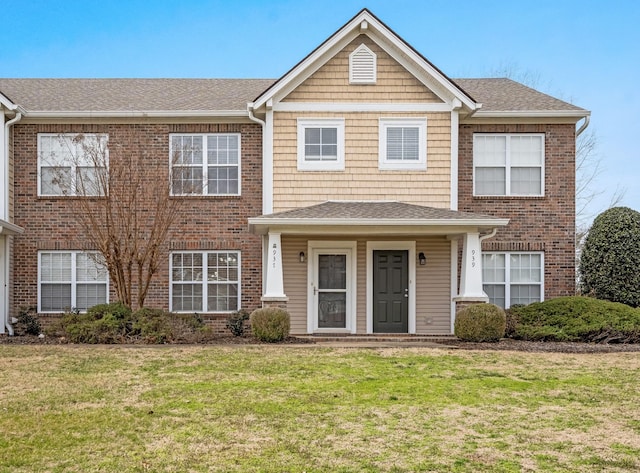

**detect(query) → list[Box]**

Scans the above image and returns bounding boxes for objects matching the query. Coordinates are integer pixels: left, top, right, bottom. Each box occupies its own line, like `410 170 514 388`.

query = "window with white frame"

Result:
170 133 240 195
170 251 240 312
482 252 543 308
39 251 108 312
474 134 544 196
38 133 108 196
297 119 345 171
379 118 427 170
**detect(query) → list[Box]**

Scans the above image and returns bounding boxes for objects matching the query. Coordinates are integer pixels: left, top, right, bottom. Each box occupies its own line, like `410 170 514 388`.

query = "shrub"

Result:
14 306 41 336
454 303 506 342
579 207 640 307
250 307 290 342
226 309 251 337
508 296 640 343
56 302 211 344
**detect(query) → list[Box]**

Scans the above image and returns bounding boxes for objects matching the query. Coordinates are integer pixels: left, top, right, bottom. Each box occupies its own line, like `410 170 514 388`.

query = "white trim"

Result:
0 237 6 334
473 110 589 118
450 109 459 210
473 133 545 197
272 102 452 112
482 251 545 308
297 118 345 171
366 241 416 334
307 240 357 334
450 239 458 334
37 251 109 313
169 132 242 197
169 250 242 314
263 109 274 214
22 110 250 119
378 118 427 171
0 219 23 235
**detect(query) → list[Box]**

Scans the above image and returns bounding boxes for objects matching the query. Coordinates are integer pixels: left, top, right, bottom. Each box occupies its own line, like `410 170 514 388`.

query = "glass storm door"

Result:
315 253 348 329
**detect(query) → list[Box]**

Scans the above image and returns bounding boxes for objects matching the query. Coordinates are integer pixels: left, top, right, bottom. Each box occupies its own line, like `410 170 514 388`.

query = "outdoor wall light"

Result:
418 252 426 266
299 251 306 263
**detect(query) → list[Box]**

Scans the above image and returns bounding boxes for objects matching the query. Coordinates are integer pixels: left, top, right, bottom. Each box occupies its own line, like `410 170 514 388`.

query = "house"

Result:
0 9 588 336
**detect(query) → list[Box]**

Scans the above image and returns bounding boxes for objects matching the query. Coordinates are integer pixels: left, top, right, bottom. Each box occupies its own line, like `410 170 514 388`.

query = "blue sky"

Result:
3 0 639 223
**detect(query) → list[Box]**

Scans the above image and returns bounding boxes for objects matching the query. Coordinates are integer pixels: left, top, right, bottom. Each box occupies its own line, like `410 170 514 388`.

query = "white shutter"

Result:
349 44 376 84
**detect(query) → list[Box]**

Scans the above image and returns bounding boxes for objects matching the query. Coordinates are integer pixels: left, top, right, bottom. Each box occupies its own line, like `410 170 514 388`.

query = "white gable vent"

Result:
349 44 377 84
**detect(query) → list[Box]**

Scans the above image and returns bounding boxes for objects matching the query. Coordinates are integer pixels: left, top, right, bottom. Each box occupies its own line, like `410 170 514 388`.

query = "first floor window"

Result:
170 251 240 312
482 252 543 308
39 251 108 312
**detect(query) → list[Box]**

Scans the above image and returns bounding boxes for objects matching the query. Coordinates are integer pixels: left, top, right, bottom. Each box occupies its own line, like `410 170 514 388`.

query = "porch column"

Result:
262 231 288 307
456 232 489 302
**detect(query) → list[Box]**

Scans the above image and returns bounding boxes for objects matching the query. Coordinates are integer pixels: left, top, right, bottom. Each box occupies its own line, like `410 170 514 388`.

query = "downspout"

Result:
3 111 22 335
576 115 590 137
479 227 498 243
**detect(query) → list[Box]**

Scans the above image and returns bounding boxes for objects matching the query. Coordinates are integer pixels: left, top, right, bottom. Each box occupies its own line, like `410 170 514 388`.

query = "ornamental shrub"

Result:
454 303 506 342
14 306 41 336
507 296 640 343
226 309 251 337
579 206 640 307
250 307 290 342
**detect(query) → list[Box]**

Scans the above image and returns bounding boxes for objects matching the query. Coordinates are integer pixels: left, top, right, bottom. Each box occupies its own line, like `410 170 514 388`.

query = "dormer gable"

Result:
251 8 479 113
349 44 376 84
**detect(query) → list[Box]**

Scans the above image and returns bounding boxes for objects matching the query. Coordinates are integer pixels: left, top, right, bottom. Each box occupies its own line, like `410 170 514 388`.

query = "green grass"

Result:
0 346 639 472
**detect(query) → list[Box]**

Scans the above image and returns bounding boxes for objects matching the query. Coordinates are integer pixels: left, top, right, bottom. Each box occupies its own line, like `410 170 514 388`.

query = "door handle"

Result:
313 286 318 295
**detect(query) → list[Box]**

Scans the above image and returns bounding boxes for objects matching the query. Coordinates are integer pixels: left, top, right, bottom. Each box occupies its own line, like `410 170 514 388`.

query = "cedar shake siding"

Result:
272 111 451 211
12 122 263 319
458 123 577 299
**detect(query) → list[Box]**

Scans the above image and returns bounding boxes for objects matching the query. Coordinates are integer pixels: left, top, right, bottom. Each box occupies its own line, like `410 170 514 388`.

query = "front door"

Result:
315 253 348 330
373 250 408 333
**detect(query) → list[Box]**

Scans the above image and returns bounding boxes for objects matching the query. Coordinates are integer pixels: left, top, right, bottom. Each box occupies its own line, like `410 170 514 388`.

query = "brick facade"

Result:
458 123 577 299
11 122 263 317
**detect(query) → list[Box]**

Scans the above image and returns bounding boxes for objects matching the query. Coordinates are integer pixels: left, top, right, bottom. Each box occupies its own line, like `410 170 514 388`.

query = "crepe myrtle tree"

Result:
43 131 186 309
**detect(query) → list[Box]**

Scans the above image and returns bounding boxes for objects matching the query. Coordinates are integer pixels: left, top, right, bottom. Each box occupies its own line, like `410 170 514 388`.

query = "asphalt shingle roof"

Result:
256 201 501 221
0 77 585 114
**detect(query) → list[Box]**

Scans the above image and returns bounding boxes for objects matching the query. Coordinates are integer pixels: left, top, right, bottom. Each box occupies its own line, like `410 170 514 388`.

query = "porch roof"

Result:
0 219 24 235
248 201 509 235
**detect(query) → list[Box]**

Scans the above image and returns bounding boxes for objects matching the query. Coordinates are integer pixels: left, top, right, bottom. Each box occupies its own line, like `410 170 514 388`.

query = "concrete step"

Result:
296 334 457 345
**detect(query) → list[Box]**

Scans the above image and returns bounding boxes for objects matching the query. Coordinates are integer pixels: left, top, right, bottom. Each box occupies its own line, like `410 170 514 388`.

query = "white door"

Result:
308 242 356 333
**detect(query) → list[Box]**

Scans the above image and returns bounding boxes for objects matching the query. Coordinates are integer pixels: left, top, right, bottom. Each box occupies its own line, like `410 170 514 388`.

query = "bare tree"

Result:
47 131 182 309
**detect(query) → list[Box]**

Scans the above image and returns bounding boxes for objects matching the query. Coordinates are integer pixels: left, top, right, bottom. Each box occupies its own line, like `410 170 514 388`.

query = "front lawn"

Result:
0 345 638 472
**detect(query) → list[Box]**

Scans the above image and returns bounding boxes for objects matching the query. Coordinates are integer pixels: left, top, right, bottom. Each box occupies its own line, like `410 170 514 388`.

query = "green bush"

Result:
250 307 290 342
579 207 640 307
454 303 506 342
508 296 640 343
56 302 211 344
14 306 41 336
226 309 251 337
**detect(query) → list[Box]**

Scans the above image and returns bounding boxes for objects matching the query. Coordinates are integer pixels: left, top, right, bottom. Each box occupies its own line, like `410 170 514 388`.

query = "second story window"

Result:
473 134 545 196
378 118 427 170
297 119 345 171
38 133 108 197
170 133 241 196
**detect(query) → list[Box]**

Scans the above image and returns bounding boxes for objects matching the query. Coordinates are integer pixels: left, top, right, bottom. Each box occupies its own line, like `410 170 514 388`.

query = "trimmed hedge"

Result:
507 296 640 343
250 307 290 342
454 303 506 342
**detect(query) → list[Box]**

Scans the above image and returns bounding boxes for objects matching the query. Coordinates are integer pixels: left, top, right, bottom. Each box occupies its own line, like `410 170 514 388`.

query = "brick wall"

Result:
11 122 263 318
458 123 576 298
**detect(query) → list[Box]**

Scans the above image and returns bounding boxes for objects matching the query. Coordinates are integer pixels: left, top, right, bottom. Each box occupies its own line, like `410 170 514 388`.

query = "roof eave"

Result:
0 219 24 235
21 110 250 119
472 110 590 119
248 217 510 234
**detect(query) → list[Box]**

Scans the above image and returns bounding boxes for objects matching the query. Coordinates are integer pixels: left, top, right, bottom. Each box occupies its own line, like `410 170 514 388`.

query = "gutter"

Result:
3 110 22 336
576 115 590 137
